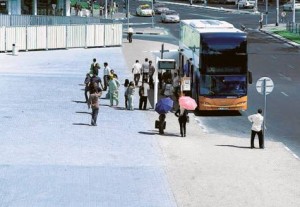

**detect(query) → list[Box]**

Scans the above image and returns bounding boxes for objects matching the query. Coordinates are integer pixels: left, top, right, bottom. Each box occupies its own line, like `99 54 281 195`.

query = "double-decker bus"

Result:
179 19 252 111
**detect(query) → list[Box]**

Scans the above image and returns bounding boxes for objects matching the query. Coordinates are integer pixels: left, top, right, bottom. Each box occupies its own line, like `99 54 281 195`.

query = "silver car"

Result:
161 10 180 23
154 3 169 14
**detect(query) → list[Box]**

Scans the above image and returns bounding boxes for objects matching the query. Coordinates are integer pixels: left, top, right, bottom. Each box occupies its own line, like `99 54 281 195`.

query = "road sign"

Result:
256 77 274 95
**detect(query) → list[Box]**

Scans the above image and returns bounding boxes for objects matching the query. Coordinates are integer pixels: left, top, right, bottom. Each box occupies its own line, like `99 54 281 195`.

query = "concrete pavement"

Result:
0 24 299 207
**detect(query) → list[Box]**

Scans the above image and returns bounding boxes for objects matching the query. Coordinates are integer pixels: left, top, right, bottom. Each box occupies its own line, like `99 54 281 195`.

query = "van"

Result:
236 0 255 8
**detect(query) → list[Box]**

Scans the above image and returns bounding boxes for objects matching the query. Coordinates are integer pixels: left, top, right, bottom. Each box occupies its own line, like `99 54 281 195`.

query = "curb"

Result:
260 28 300 48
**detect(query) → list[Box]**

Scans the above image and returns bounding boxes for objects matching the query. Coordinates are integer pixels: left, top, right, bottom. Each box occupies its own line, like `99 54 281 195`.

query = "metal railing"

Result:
0 14 116 27
286 22 300 35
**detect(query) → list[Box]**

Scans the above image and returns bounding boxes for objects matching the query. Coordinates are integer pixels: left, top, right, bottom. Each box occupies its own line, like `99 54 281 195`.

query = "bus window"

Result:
200 75 247 97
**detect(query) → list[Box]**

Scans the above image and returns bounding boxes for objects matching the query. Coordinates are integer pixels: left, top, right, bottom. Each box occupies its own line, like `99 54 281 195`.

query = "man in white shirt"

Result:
127 26 134 43
132 60 142 86
248 109 264 149
103 62 111 91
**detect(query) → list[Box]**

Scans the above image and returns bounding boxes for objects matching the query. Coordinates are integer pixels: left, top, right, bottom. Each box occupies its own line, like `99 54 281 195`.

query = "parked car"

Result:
236 0 255 8
282 2 300 11
154 3 169 14
161 10 180 23
136 4 154 16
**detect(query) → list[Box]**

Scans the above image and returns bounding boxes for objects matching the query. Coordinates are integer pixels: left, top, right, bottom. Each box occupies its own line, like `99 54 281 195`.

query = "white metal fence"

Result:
0 23 122 52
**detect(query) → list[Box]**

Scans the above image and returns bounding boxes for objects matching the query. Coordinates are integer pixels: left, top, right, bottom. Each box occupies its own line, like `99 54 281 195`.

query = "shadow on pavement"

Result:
75 111 91 115
72 100 86 104
215 144 251 149
72 123 90 126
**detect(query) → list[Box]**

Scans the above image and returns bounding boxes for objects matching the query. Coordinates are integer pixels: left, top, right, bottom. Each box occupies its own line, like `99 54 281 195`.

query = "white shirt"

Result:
128 27 134 34
132 62 142 74
103 66 111 76
248 113 264 132
173 76 180 87
141 82 150 96
142 62 149 73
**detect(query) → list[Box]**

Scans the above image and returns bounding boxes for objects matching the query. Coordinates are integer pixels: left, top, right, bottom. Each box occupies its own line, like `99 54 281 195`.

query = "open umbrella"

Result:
155 97 173 114
179 96 197 110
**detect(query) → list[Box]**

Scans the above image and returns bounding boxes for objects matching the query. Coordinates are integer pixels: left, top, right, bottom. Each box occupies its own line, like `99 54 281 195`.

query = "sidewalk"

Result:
0 28 299 207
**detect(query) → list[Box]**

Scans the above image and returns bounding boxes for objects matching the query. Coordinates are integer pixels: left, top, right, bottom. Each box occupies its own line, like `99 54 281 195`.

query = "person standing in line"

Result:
132 60 142 87
124 79 129 109
93 63 100 76
183 59 189 77
139 79 150 110
141 58 150 82
175 106 188 137
163 78 174 98
127 26 134 43
90 58 98 75
103 62 111 91
248 109 264 149
172 72 180 100
108 75 120 107
259 12 263 29
126 81 135 110
158 113 166 135
90 73 104 92
87 84 101 126
149 60 155 89
84 73 91 103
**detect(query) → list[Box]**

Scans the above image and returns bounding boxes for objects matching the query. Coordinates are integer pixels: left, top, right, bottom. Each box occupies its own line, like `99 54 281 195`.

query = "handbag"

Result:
186 115 190 123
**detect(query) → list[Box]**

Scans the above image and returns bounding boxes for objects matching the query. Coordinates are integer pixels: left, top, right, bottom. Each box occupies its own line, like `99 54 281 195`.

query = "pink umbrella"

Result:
179 96 197 110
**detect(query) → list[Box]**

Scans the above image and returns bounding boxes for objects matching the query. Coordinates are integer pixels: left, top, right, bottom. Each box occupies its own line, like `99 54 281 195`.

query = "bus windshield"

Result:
200 75 247 97
201 33 247 54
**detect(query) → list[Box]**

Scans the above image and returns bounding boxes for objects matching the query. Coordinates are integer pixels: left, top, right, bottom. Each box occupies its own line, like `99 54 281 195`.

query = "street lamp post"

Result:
105 0 107 19
276 0 279 26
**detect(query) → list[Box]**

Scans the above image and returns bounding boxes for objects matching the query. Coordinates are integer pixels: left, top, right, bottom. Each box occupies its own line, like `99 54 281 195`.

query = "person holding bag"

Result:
175 106 189 137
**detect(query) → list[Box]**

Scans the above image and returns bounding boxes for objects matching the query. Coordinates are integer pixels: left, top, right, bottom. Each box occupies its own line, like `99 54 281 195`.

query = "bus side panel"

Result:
198 96 247 111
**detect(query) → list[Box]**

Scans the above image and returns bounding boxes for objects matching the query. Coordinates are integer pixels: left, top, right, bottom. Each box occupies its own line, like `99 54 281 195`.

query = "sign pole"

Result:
263 79 267 140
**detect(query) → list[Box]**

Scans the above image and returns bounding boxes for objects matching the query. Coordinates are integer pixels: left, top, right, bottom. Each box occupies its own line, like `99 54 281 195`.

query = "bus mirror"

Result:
248 71 252 84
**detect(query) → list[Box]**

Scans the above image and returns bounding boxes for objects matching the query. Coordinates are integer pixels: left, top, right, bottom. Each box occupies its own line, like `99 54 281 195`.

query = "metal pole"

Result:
263 79 267 139
105 0 107 19
265 0 268 25
154 57 159 108
127 0 129 29
151 0 154 28
292 0 296 24
161 43 164 59
276 0 279 26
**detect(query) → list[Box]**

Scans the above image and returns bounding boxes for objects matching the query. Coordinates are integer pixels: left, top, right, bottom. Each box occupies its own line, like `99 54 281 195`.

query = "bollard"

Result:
12 43 18 56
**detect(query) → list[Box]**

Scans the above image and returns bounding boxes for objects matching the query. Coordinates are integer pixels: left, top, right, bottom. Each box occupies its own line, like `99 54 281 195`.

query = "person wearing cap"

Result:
248 109 264 149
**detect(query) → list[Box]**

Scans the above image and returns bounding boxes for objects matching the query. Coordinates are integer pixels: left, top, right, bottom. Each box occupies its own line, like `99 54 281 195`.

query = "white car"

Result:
236 0 255 8
136 4 154 17
161 10 180 23
154 3 169 14
282 2 300 11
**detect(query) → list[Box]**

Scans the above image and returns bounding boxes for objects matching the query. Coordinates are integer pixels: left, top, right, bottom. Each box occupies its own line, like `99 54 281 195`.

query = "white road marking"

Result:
281 92 289 96
284 146 299 160
189 13 224 19
271 55 277 60
278 73 292 81
288 64 295 69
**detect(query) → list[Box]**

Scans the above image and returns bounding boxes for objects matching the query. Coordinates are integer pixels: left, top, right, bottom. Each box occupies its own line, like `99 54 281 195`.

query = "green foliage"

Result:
274 30 300 44
70 0 100 9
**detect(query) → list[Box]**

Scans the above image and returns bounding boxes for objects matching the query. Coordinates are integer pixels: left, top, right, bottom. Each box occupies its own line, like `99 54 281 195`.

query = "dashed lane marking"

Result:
281 92 289 97
288 64 295 69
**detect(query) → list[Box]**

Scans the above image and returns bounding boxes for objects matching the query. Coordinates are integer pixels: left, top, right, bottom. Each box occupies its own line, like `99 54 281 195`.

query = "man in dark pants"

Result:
139 79 150 110
84 73 91 103
248 109 264 149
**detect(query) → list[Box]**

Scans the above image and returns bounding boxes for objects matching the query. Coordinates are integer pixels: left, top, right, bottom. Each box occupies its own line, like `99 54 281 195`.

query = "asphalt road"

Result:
120 0 300 156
